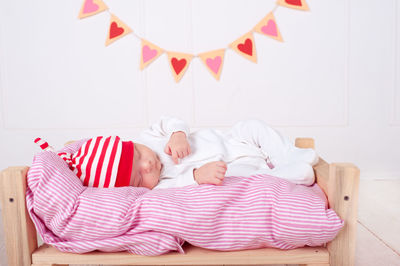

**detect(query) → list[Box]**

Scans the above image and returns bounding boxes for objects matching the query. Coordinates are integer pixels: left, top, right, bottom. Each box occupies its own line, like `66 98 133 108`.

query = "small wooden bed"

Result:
0 138 360 266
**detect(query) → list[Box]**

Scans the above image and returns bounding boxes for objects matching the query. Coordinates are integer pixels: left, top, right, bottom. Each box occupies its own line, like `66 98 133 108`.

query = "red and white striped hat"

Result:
34 136 134 188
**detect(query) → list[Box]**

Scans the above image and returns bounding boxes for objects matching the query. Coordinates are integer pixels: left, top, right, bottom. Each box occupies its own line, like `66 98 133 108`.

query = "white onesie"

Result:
137 117 319 189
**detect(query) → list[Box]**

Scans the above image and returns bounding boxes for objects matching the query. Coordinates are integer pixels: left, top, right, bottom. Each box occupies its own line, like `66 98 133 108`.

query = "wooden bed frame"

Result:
0 138 360 266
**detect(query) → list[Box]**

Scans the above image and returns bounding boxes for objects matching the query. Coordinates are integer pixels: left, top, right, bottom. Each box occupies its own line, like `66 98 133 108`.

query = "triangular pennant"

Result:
167 52 193 82
105 15 133 46
277 0 309 11
254 13 283 42
140 39 164 70
199 49 225 80
78 0 108 19
229 32 257 63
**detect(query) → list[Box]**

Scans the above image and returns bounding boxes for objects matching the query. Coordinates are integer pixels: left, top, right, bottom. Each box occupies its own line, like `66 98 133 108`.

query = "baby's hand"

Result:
164 131 191 164
193 161 227 186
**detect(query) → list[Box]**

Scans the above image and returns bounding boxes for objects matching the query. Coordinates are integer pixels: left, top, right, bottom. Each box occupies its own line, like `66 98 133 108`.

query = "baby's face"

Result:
130 143 162 189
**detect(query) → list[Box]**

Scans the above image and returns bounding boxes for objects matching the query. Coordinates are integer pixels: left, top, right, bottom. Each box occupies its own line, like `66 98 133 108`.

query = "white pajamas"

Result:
137 117 318 189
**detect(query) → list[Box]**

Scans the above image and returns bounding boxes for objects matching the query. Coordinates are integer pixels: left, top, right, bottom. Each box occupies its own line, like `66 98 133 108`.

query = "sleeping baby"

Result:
35 116 318 189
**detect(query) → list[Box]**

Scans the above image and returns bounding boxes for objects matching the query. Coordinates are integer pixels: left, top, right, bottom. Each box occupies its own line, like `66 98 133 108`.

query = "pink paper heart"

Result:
83 0 99 14
206 56 222 74
142 45 158 63
261 20 278 37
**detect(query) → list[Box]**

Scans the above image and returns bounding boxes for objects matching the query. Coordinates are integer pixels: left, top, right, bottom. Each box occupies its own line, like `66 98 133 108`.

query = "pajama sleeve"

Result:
155 163 199 189
141 116 190 140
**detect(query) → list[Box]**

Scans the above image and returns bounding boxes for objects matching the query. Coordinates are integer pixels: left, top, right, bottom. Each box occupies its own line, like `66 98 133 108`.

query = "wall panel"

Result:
0 0 147 129
192 0 349 126
0 0 399 180
144 0 195 125
394 0 400 125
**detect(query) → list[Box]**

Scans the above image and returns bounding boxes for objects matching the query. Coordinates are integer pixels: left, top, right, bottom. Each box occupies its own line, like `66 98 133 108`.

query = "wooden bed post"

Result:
295 138 315 149
296 138 360 266
326 163 360 266
0 166 38 266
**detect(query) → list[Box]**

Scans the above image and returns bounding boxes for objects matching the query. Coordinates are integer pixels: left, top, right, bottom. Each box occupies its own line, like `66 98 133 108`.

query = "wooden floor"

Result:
1 179 400 266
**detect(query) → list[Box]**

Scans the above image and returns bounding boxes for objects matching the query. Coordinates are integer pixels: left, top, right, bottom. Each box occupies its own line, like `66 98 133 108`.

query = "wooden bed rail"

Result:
296 138 360 266
0 166 37 266
0 138 360 266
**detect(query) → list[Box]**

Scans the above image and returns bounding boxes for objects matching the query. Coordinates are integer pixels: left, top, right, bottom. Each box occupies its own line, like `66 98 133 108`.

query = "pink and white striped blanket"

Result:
26 140 343 256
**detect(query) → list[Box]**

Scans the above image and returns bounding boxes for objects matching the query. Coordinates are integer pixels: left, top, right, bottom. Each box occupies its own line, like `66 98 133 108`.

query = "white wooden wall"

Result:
1 0 399 180
0 0 400 265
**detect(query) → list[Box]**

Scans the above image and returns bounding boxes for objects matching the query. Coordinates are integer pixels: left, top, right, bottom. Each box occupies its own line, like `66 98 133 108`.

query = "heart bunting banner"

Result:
168 52 193 83
230 32 257 63
140 40 163 70
254 13 283 42
78 0 108 19
277 0 309 11
78 0 309 82
105 15 132 46
199 49 225 81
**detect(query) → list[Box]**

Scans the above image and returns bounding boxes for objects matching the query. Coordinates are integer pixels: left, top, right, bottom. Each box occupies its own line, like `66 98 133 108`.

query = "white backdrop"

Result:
0 0 399 179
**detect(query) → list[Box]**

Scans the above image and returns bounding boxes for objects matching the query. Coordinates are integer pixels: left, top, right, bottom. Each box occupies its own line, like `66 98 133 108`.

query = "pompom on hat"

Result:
34 136 134 188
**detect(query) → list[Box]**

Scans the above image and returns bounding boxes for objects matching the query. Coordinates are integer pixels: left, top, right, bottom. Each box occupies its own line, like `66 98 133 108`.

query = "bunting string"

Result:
78 0 309 82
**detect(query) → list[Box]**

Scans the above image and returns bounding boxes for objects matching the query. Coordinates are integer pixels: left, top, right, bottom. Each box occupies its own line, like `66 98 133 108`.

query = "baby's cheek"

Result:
150 175 160 188
142 175 158 189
